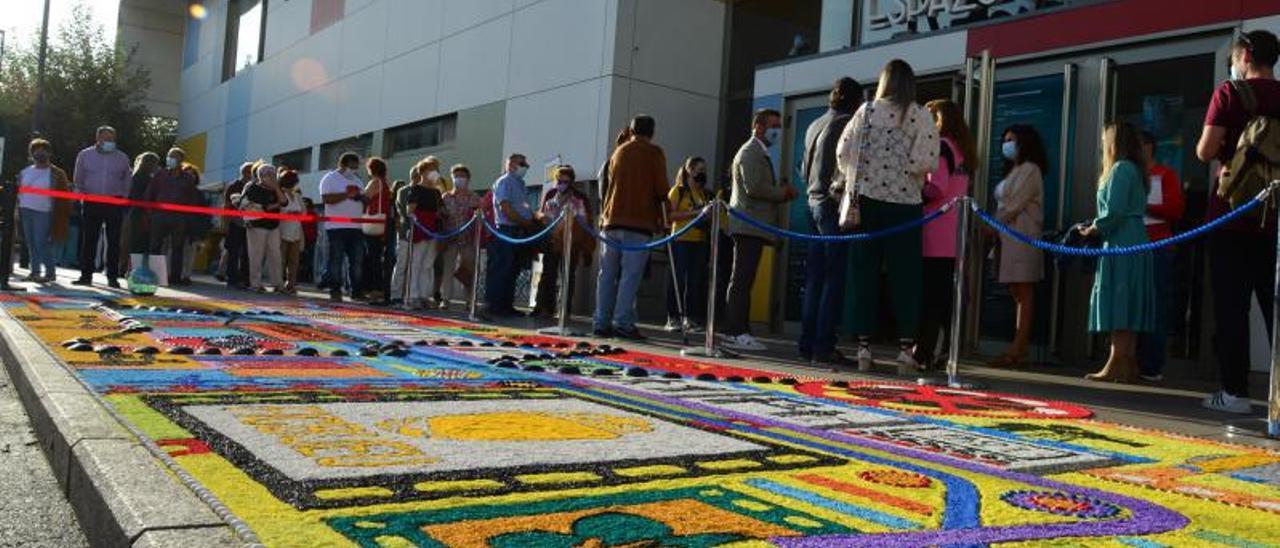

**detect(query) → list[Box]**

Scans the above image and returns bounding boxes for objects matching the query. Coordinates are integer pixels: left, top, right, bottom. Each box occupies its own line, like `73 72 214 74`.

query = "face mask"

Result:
166 157 179 169
454 176 469 189
763 127 782 146
557 180 571 190
693 173 707 184
514 166 529 178
31 151 50 163
426 170 441 182
1001 141 1018 161
1231 63 1244 81
99 141 116 153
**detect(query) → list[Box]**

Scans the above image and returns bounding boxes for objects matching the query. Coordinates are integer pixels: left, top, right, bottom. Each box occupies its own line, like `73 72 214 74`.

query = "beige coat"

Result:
728 138 788 244
995 162 1045 283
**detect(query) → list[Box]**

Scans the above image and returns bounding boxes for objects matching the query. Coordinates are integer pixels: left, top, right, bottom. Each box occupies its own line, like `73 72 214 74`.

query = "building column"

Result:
819 0 855 52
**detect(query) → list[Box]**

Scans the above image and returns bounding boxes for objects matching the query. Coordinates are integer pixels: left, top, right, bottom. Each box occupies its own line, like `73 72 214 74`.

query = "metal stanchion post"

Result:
682 200 735 359
919 197 977 388
0 181 23 292
538 215 583 336
468 210 484 321
400 234 415 310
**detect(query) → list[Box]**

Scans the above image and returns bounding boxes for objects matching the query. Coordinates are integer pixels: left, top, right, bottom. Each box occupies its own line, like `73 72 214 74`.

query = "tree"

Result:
0 1 164 180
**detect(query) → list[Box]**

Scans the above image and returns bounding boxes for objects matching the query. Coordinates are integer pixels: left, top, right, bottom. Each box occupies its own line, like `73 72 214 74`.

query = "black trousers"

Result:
1209 230 1276 397
148 213 188 281
534 252 579 314
916 257 956 365
723 234 767 337
78 202 125 281
225 223 249 286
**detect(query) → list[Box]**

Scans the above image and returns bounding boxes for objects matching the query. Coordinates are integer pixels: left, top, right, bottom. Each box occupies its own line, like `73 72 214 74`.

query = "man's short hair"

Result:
630 115 656 138
508 153 527 165
752 108 782 127
337 151 360 167
1237 30 1280 68
450 164 471 176
28 138 51 154
829 77 861 111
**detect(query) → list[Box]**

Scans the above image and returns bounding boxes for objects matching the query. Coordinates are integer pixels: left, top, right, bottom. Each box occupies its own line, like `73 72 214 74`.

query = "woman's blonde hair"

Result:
1099 122 1148 191
876 59 917 119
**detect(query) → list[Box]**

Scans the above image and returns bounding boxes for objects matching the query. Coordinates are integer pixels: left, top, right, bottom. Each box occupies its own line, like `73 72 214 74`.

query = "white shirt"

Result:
280 192 304 242
18 166 53 212
319 169 364 230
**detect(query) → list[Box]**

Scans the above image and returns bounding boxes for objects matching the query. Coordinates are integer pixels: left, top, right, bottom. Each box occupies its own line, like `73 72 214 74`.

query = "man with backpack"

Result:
1195 29 1280 414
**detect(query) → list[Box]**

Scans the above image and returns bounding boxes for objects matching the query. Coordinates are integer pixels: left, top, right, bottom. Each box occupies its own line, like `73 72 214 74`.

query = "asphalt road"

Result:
0 363 87 547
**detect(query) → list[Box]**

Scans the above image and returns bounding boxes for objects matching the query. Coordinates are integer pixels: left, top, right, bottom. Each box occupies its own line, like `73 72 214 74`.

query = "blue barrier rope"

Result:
972 196 1266 256
575 206 712 251
481 211 566 245
409 214 477 241
724 199 952 242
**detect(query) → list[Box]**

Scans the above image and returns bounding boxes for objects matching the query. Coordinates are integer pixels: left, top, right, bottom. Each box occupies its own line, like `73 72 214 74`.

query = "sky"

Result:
2 0 120 50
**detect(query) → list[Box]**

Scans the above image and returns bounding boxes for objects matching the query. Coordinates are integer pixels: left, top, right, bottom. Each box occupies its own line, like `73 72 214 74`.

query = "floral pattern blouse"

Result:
835 98 939 205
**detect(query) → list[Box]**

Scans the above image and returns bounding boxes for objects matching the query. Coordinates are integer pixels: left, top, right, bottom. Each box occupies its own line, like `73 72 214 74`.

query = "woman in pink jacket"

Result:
915 99 973 370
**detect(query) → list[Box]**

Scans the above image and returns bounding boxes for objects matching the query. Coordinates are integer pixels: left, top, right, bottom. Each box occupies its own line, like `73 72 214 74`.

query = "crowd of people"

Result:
10 30 1280 416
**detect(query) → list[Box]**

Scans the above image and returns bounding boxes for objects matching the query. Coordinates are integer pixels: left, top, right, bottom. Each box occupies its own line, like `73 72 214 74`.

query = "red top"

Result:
1203 78 1280 231
1144 164 1184 242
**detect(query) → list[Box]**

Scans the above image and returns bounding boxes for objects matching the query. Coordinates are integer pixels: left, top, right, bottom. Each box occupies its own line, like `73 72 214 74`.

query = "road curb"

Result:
0 310 239 547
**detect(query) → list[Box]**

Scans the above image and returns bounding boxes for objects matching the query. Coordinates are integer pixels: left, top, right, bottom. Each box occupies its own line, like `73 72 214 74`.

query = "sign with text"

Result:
862 0 1070 45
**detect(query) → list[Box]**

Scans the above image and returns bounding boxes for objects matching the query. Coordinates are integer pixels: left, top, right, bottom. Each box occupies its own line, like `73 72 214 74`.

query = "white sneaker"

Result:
723 334 767 352
857 347 873 372
664 319 682 332
1202 391 1252 414
896 351 920 376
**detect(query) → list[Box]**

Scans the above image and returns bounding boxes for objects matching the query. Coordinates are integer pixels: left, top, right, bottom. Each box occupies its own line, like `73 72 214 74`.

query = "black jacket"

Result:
803 108 853 207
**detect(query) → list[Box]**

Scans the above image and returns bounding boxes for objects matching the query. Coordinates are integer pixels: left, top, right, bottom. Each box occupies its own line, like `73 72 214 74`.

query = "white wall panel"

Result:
339 0 389 77
438 16 512 113
611 79 721 178
385 0 444 58
379 43 442 128
265 0 312 57
508 0 608 97
504 78 607 177
346 0 376 16
272 97 307 153
302 80 341 145
336 65 386 138
441 0 515 37
629 0 724 98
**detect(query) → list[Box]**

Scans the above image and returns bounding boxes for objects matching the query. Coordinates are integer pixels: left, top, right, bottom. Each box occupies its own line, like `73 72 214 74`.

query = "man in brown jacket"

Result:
593 115 669 340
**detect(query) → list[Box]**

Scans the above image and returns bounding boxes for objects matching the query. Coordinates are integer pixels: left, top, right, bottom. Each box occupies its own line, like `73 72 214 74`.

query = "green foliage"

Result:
0 1 166 180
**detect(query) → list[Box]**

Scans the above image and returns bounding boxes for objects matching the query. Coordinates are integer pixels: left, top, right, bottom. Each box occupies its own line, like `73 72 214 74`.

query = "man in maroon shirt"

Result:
1195 30 1280 414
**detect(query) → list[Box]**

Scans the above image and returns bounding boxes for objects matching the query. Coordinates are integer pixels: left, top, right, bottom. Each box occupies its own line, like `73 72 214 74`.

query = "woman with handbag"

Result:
361 157 392 300
1079 122 1156 383
835 59 940 374
989 124 1047 368
239 162 286 292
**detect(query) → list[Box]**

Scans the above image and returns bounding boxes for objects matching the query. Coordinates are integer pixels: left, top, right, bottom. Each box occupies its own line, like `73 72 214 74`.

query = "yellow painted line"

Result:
613 465 687 478
413 479 505 493
313 486 395 500
515 472 602 485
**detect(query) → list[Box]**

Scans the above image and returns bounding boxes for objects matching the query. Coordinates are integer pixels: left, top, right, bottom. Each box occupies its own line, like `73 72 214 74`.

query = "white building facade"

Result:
177 0 727 195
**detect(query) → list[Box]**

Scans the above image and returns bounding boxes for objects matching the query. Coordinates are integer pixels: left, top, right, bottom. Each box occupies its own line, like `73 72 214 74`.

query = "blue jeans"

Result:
485 225 521 312
1139 248 1174 377
594 229 651 331
324 229 364 294
799 200 848 357
666 240 707 323
20 208 55 278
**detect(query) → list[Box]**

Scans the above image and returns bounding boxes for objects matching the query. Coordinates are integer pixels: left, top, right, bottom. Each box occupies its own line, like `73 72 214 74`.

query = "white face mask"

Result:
1231 63 1245 81
514 166 529 179
166 157 179 169
763 127 782 147
427 170 441 182
454 177 469 189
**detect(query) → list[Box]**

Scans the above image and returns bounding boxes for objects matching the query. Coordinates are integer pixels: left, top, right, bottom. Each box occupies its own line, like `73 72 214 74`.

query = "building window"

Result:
383 114 458 157
222 0 268 81
319 133 374 171
273 147 313 173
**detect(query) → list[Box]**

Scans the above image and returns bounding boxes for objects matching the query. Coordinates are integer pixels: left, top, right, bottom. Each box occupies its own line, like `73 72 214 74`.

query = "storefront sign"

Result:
862 0 1070 44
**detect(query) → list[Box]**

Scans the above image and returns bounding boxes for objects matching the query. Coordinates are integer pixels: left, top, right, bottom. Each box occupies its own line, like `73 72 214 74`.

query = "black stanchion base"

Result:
681 346 738 359
1224 418 1280 440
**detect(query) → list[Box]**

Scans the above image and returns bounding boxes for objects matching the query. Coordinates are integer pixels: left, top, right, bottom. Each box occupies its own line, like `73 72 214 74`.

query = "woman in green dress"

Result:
1080 122 1156 383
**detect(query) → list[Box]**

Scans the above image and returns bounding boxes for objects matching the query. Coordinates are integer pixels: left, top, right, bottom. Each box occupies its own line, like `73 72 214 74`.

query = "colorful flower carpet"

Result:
3 290 1280 547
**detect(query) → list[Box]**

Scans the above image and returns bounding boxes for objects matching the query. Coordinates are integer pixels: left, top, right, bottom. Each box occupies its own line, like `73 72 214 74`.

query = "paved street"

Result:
0 358 87 548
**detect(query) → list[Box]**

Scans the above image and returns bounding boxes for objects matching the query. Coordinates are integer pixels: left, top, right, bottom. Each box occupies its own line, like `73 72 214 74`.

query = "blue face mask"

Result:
764 127 782 147
514 166 529 179
99 141 116 153
1001 140 1018 161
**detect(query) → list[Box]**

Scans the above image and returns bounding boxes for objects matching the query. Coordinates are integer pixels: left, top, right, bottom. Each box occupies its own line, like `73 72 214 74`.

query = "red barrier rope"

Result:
16 186 384 224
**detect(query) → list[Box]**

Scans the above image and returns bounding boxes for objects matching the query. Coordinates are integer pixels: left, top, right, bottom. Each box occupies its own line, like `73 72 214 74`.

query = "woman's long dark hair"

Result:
1001 124 1049 177
926 99 975 172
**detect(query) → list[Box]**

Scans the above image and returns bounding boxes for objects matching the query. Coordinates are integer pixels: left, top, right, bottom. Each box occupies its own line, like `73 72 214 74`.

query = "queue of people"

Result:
8 31 1279 418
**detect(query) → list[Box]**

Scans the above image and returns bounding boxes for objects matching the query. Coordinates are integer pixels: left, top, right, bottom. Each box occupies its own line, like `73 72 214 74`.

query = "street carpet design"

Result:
3 290 1280 547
